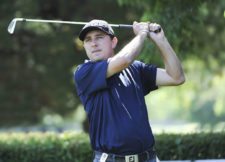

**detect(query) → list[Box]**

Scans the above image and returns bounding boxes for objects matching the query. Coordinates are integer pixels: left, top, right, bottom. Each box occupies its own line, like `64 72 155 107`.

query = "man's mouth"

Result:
92 49 101 53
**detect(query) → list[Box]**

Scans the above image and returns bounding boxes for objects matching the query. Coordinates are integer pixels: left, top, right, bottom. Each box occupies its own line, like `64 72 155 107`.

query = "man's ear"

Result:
112 37 118 49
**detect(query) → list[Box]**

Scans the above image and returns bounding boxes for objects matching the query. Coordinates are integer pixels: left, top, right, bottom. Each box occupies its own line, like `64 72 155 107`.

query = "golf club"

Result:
8 18 161 34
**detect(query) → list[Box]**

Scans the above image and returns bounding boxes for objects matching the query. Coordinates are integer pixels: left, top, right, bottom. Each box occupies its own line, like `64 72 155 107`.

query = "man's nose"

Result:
91 39 98 46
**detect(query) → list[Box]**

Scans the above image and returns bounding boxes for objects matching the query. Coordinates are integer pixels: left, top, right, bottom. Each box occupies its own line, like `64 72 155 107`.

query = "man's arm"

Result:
106 22 148 78
148 23 185 86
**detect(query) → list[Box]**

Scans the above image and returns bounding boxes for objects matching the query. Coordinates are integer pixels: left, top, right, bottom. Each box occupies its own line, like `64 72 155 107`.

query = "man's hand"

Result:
133 21 164 43
148 23 165 44
133 21 149 36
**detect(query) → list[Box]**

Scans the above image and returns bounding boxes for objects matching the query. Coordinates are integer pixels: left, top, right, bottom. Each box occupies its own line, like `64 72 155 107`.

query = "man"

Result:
74 19 185 162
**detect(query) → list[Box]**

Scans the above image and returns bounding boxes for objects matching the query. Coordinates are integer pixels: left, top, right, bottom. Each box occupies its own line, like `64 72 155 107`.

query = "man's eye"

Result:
84 38 91 42
96 36 104 39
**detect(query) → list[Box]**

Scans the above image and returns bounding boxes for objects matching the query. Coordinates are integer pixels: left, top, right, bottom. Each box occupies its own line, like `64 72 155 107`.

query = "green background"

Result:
1 0 225 132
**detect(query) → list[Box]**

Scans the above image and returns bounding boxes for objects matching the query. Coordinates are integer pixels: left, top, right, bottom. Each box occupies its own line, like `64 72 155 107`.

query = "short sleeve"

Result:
74 60 108 96
138 61 158 95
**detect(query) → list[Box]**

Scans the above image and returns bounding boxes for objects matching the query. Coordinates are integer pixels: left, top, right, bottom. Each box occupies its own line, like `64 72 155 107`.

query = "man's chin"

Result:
92 57 105 62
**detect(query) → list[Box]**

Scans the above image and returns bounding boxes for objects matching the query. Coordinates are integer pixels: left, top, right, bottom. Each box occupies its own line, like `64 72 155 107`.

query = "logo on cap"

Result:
79 19 114 41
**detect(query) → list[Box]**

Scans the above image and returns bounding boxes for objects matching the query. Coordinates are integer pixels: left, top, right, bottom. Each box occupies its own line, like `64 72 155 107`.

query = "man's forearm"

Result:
118 32 147 64
107 32 147 77
156 37 185 82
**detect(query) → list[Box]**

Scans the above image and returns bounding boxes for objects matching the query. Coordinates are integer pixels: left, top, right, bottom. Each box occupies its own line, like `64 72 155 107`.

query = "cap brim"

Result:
79 26 114 41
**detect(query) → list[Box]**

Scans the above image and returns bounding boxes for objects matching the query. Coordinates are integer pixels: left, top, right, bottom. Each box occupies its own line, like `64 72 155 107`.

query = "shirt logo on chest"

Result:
118 70 132 87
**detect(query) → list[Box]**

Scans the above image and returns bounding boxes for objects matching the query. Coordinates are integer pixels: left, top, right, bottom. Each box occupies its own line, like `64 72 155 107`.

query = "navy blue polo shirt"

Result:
74 60 158 155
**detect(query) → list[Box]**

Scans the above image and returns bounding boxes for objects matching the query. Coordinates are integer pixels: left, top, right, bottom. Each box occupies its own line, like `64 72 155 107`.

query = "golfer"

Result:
74 19 185 162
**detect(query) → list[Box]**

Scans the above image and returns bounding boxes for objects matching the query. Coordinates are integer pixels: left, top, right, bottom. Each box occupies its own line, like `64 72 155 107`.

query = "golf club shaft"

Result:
22 18 133 28
8 18 161 34
7 18 133 34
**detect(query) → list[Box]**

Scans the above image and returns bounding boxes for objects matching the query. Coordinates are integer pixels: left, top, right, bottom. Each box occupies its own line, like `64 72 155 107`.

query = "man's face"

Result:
83 30 117 61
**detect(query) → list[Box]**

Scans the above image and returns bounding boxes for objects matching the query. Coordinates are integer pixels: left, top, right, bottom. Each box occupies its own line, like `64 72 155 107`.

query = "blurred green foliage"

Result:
0 0 142 126
0 132 92 162
0 132 224 161
155 132 225 160
0 0 225 128
146 58 225 128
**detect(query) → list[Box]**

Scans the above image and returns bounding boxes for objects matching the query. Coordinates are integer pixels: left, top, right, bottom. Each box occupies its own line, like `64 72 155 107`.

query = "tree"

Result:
0 0 142 126
1 0 225 129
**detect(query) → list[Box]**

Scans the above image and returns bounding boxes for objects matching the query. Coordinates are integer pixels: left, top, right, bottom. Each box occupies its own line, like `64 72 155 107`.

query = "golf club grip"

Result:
118 24 161 33
152 27 161 33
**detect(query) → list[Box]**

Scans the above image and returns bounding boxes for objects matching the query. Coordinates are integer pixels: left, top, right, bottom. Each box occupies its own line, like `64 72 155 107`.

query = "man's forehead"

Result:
85 30 107 38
